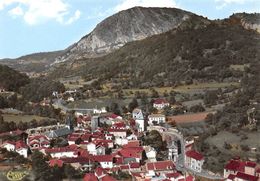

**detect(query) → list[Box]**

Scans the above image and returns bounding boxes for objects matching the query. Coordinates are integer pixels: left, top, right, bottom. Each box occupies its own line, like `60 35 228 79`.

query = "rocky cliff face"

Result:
55 7 193 63
230 13 260 33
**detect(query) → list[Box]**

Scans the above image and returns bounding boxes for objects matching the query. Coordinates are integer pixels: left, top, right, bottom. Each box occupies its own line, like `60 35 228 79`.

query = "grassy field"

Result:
206 130 260 156
123 82 240 97
229 64 249 71
2 114 49 123
59 77 96 89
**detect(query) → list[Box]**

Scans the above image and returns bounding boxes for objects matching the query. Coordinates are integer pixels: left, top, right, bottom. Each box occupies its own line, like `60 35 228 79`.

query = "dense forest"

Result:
0 65 29 91
20 78 65 102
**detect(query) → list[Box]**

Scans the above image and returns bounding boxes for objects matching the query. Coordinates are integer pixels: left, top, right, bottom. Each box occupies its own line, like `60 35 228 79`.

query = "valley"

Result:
0 6 259 181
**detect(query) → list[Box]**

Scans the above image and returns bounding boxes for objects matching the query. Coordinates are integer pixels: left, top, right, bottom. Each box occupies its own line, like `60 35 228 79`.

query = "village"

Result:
0 88 259 181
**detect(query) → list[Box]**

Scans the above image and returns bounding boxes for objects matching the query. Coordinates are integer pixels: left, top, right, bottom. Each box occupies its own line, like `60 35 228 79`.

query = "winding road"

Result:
149 125 224 180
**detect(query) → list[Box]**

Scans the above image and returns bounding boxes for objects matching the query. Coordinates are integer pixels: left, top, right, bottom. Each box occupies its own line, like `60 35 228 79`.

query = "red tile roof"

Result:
107 114 121 119
227 174 236 180
61 157 92 164
119 147 143 158
100 175 118 181
49 159 64 167
236 172 259 181
165 172 182 178
225 159 245 172
120 165 129 170
15 140 28 150
95 167 107 177
154 98 169 104
29 135 49 141
122 140 140 148
186 175 195 181
0 129 25 137
146 160 175 171
2 140 16 146
84 173 98 181
186 150 204 161
245 161 257 168
113 122 126 128
91 155 113 162
108 128 128 133
45 146 77 153
130 162 140 168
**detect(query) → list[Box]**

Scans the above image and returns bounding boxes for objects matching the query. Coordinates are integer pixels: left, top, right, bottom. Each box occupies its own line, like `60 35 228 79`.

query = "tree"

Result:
189 104 205 113
31 151 55 181
143 130 166 152
168 95 176 105
150 88 159 98
204 90 218 106
110 102 121 115
0 96 8 109
64 164 82 180
128 98 138 112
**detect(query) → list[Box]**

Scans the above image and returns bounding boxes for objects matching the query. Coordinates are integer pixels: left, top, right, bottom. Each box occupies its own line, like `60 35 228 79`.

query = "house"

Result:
93 167 118 181
226 172 259 181
61 157 93 171
84 173 98 181
153 98 170 110
1 140 28 158
40 98 51 106
91 155 113 168
118 147 144 163
0 129 27 140
77 116 91 127
67 135 82 145
1 141 16 152
115 137 128 146
132 108 145 132
107 128 127 138
165 172 185 181
93 107 107 114
94 139 114 149
144 146 157 162
28 135 50 150
148 114 166 125
86 142 98 155
44 146 78 158
224 159 260 180
185 138 194 152
120 162 141 172
185 150 204 172
106 114 123 120
67 97 75 102
146 160 175 177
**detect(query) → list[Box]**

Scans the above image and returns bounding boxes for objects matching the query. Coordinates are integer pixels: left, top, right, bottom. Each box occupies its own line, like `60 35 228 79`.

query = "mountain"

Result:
49 15 260 89
0 51 64 73
0 8 259 75
54 7 196 64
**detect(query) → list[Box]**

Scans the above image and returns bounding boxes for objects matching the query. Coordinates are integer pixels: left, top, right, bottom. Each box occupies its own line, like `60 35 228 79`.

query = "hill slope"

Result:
50 16 260 89
0 65 29 91
0 51 64 73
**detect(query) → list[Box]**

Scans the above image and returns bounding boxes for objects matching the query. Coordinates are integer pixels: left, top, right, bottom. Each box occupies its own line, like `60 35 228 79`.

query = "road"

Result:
149 124 224 180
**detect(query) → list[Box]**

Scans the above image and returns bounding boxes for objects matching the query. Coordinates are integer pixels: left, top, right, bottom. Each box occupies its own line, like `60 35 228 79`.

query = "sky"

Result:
0 0 259 58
